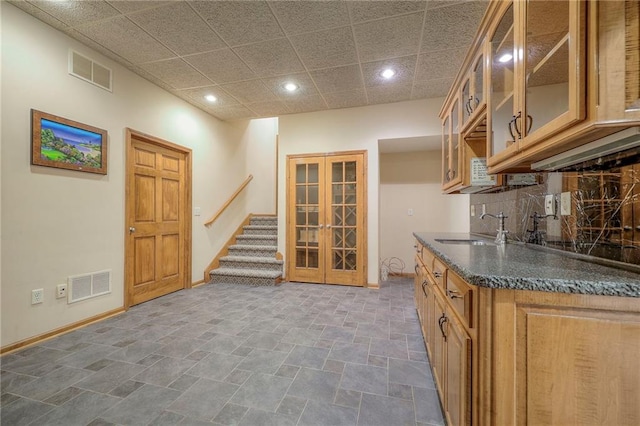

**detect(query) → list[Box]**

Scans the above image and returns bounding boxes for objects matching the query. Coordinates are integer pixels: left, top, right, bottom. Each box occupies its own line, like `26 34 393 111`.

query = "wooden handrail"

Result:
204 174 253 227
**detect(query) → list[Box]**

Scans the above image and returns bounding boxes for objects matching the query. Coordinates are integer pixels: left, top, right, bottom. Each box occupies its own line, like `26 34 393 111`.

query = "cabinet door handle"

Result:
422 280 428 297
438 313 448 342
447 289 462 299
415 264 420 275
433 271 443 279
508 116 517 140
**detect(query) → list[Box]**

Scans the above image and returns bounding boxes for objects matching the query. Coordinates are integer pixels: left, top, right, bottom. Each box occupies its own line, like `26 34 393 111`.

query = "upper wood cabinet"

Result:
487 0 586 170
441 0 640 177
442 98 463 191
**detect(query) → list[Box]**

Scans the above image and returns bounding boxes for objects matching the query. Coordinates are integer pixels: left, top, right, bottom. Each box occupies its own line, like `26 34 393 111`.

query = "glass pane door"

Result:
330 161 357 272
294 162 321 271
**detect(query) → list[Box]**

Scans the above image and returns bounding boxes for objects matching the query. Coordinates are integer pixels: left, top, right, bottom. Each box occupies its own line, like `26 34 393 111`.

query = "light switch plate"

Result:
194 207 201 216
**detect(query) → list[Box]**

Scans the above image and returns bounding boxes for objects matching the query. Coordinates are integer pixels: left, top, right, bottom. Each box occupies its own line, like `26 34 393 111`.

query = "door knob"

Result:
129 227 136 233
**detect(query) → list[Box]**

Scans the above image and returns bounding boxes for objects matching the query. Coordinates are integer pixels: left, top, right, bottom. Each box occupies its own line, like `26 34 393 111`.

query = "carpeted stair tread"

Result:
229 244 277 250
210 268 283 279
220 255 283 265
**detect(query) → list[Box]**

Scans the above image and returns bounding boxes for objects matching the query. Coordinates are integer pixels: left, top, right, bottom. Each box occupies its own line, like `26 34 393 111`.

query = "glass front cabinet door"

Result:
487 0 586 171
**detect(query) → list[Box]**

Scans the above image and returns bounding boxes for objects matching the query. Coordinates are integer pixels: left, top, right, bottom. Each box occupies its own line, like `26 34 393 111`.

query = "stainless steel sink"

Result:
435 238 495 246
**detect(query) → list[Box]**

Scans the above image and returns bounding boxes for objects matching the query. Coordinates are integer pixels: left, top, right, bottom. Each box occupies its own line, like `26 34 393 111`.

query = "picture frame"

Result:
31 109 108 175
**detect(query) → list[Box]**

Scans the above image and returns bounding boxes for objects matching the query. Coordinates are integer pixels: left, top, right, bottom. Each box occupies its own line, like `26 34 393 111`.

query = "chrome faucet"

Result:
526 211 556 245
480 212 509 245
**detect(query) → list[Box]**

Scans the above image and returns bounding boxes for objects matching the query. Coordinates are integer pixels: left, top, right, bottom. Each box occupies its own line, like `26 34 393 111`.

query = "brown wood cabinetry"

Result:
441 0 640 178
413 239 640 426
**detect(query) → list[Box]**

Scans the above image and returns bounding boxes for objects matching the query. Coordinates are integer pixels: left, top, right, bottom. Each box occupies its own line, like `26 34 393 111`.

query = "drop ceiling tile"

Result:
139 58 212 89
290 26 358 71
269 1 349 35
366 83 413 104
421 1 487 52
261 73 319 100
64 28 135 68
323 90 369 110
415 48 467 81
27 0 120 27
132 66 179 93
411 77 453 99
180 86 239 107
285 94 327 114
246 101 291 118
354 12 424 63
128 3 226 56
234 38 305 78
310 65 363 94
8 1 70 29
349 1 426 23
361 55 417 88
189 1 283 47
219 80 278 104
106 1 173 14
76 15 175 64
207 104 256 121
184 49 256 84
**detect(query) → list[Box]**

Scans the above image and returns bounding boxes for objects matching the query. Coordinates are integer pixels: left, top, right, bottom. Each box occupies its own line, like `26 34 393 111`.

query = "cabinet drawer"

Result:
421 246 434 271
446 271 474 328
432 258 446 288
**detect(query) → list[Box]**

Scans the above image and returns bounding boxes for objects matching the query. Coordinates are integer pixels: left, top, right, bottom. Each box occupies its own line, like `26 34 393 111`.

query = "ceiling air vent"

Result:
69 50 112 92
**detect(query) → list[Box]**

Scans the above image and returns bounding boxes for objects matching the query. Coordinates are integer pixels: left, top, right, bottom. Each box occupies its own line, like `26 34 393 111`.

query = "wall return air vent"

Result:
68 50 112 92
67 269 111 304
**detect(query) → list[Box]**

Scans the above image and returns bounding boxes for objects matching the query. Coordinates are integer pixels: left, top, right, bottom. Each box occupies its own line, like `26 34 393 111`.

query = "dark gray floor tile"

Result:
100 384 180 425
390 319 422 336
284 345 329 369
352 335 371 345
0 371 36 394
281 328 323 345
167 378 237 420
76 360 147 393
109 380 145 398
314 339 335 349
241 332 283 350
12 366 93 401
410 350 429 362
298 400 358 426
56 344 119 369
389 358 432 388
236 348 288 374
43 386 84 405
287 367 341 403
213 402 249 425
230 372 292 411
231 346 253 357
334 389 361 409
345 312 377 324
358 393 415 426
199 333 247 354
370 337 409 360
328 342 369 364
148 410 185 425
185 352 244 381
340 363 387 396
389 382 414 400
186 350 210 361
87 418 117 426
1 396 54 425
1 392 21 407
132 356 196 387
390 332 408 341
323 359 345 374
224 369 253 385
368 354 388 367
32 390 120 425
276 395 306 419
273 342 295 353
238 408 297 426
154 337 206 359
275 364 300 379
413 386 445 425
137 353 164 366
85 358 114 371
168 374 200 392
355 322 390 339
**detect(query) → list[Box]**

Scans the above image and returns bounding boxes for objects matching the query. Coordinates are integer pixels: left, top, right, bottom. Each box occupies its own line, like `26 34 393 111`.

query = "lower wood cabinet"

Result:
414 239 640 426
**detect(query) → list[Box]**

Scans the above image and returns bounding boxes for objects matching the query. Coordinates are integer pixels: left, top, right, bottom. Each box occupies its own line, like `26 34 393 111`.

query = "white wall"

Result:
0 4 276 348
379 151 470 276
278 99 448 285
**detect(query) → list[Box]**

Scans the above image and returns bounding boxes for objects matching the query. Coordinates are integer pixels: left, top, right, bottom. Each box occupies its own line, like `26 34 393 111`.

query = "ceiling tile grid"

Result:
9 0 489 121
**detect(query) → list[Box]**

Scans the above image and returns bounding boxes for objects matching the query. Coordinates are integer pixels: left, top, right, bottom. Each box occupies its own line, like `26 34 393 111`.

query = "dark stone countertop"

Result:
413 232 640 298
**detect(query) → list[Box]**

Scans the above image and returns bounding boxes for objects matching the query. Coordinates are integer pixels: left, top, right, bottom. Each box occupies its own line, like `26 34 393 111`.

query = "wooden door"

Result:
125 129 192 307
286 152 366 286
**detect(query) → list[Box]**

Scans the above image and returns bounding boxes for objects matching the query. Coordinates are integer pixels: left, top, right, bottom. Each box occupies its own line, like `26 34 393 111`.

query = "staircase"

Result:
209 215 283 286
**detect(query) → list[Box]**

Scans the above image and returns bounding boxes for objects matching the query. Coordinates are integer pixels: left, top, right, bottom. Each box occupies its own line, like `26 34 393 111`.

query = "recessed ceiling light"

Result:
204 94 217 102
381 68 396 79
284 82 298 92
498 53 513 63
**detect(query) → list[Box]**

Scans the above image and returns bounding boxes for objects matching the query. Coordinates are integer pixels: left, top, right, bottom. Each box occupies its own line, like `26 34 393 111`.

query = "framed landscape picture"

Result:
31 109 108 175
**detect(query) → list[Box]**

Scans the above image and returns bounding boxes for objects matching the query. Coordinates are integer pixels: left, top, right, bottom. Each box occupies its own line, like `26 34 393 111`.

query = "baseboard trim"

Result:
1 307 125 356
192 279 207 288
367 282 380 289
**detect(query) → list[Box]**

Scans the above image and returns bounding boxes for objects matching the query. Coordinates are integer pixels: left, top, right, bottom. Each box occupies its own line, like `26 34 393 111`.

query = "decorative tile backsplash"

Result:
470 164 640 266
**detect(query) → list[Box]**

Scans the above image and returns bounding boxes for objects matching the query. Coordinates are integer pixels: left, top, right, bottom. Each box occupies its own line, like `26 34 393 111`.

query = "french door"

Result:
286 151 366 286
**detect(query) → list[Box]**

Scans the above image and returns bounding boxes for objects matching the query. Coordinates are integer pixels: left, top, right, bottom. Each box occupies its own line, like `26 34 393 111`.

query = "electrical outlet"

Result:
194 207 201 216
482 204 486 215
407 208 414 216
561 191 572 215
545 194 556 216
31 288 44 305
56 283 67 299
470 205 476 217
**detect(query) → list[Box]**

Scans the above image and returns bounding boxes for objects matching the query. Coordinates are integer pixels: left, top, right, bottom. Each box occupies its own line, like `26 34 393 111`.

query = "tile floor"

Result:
0 277 445 426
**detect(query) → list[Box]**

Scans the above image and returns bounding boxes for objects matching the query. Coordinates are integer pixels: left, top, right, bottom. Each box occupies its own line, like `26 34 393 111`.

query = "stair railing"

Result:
204 174 253 227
